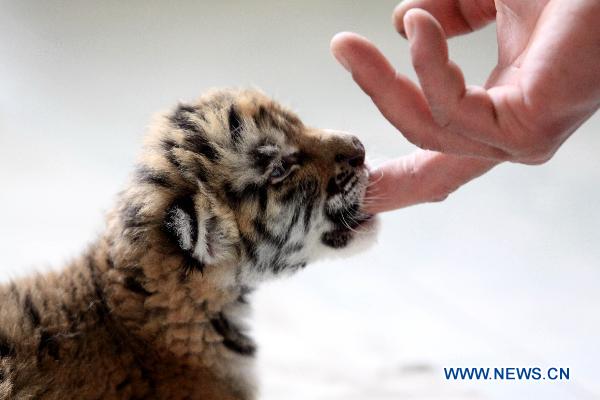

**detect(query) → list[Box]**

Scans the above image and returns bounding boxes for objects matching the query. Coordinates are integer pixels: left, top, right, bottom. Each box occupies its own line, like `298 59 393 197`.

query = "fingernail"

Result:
332 48 352 73
331 32 353 73
337 54 351 72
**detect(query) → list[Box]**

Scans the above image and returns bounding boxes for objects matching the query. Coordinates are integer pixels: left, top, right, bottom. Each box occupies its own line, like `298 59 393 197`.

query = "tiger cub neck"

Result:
86 228 255 367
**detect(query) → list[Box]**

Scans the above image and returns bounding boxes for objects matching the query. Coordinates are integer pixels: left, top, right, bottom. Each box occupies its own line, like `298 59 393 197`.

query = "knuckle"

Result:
428 183 457 203
520 149 555 165
412 171 457 203
403 155 457 203
505 127 557 164
429 192 450 203
530 142 554 161
411 53 429 74
403 130 441 152
430 106 453 129
420 137 442 152
412 59 427 74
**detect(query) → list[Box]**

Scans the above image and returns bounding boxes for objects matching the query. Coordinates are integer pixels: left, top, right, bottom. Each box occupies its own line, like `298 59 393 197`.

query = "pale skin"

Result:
331 0 600 213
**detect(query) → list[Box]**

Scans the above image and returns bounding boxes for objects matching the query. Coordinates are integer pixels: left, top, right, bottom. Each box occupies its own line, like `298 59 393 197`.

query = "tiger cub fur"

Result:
0 88 377 399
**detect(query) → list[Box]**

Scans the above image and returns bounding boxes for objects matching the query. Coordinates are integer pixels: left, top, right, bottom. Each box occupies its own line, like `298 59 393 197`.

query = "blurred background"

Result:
1 1 599 399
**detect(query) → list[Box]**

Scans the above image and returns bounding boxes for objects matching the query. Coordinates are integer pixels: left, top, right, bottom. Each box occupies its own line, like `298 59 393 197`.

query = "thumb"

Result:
393 0 496 38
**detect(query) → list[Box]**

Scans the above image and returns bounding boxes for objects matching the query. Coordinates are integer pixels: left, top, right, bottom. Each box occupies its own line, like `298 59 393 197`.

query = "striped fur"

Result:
0 88 376 399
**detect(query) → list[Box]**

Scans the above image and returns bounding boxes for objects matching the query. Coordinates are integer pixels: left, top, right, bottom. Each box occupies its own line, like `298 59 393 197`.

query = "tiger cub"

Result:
0 88 377 399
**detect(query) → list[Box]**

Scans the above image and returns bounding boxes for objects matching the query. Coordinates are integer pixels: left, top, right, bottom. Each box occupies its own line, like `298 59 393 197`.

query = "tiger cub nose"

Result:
334 136 365 167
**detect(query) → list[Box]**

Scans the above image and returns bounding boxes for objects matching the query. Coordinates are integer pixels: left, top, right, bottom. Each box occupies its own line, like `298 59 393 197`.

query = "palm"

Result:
482 0 555 162
487 0 549 87
485 0 598 162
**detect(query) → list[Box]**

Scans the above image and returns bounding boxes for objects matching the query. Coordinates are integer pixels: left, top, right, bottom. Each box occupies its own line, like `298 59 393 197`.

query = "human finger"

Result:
330 32 508 159
364 150 497 213
404 11 524 154
393 0 496 38
404 9 467 128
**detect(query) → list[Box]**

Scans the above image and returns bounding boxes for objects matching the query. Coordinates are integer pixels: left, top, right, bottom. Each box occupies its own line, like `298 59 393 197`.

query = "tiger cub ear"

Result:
163 191 239 271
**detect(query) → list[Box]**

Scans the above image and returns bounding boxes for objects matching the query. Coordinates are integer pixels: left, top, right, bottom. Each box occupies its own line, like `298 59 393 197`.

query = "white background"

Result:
1 2 599 399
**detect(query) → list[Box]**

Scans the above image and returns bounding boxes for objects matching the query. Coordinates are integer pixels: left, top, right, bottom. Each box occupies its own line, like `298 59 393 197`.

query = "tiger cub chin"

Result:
0 88 377 400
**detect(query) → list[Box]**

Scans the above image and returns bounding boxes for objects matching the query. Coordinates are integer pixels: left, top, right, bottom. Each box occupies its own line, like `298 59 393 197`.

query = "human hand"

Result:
331 0 600 213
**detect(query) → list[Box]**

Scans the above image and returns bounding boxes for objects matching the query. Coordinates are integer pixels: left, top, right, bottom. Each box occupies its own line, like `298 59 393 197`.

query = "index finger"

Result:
330 32 508 159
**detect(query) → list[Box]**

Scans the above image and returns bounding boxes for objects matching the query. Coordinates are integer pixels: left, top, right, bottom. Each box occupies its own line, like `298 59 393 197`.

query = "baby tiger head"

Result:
130 88 377 285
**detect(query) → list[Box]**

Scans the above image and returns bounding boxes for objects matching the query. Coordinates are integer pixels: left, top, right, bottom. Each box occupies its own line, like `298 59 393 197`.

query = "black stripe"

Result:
223 182 261 207
164 140 215 182
61 301 79 331
237 286 253 304
179 253 204 281
139 364 157 394
176 104 199 114
339 172 356 192
321 229 352 248
286 204 304 230
205 215 218 258
85 254 130 358
161 138 178 152
163 195 198 251
195 163 209 182
282 204 302 243
271 259 289 274
123 276 152 297
121 203 145 229
257 185 269 212
106 255 115 270
254 203 303 272
37 330 60 362
266 241 285 274
223 182 240 205
274 261 306 274
251 143 277 171
281 176 317 204
0 334 15 358
228 105 243 144
124 265 144 275
178 103 198 114
253 105 280 130
135 165 171 188
183 135 219 162
24 293 41 328
209 313 228 336
86 254 110 322
326 177 340 196
171 104 202 134
240 233 258 263
253 219 282 245
303 198 315 232
165 151 185 174
291 262 307 270
280 185 299 204
282 242 304 254
222 339 254 357
326 202 361 228
171 104 219 161
210 313 255 357
303 177 319 199
116 376 132 391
